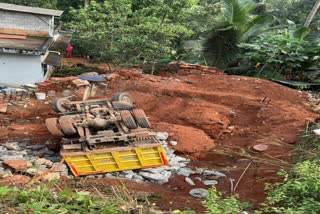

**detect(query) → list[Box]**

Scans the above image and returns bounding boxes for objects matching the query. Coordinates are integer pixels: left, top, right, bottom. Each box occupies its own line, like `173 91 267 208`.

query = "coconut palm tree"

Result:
203 0 272 68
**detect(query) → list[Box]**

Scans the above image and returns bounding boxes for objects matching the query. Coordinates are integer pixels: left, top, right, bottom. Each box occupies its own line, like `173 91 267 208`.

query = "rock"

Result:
253 144 269 152
203 170 226 177
0 146 7 152
0 175 30 186
195 177 202 181
33 158 47 165
169 141 178 146
52 163 69 176
104 173 116 178
33 158 52 167
0 167 12 177
177 168 194 177
45 150 55 156
189 188 209 198
3 142 20 151
139 171 172 184
185 177 195 186
203 180 218 186
119 170 135 179
42 172 60 181
195 168 205 174
133 174 144 181
3 160 28 171
156 132 169 141
26 161 33 168
37 165 48 171
26 145 47 151
0 155 24 161
171 156 190 163
141 167 165 174
26 168 40 176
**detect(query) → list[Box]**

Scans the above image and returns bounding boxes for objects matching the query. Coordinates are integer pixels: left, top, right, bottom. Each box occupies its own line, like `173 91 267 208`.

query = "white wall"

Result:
0 53 44 85
0 11 51 32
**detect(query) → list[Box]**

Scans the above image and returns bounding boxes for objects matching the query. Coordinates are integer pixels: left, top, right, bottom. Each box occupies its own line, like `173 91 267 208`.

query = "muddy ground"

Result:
0 59 317 213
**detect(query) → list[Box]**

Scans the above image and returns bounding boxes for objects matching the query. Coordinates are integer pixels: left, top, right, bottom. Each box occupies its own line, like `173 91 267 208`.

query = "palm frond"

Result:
243 14 274 40
224 0 255 28
203 24 241 68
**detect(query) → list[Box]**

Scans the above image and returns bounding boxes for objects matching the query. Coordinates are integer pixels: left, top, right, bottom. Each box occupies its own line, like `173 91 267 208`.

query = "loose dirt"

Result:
0 59 317 213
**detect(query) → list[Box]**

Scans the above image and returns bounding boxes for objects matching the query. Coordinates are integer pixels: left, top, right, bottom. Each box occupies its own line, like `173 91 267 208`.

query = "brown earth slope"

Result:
0 63 317 213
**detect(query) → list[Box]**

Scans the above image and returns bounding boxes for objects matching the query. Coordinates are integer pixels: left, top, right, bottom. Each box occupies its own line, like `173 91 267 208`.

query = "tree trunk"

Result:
304 0 320 27
84 0 90 7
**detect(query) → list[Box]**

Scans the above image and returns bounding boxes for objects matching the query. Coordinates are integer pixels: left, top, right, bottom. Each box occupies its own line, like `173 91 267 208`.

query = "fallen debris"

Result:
185 177 196 186
253 144 269 152
189 188 209 198
3 160 27 171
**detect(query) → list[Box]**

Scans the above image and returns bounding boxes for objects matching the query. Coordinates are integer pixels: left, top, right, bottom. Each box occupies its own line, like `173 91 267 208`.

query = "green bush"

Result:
239 29 320 80
263 161 320 214
202 186 250 214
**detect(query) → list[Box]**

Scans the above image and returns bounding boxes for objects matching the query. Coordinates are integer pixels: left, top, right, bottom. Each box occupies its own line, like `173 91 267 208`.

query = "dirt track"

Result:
0 61 317 212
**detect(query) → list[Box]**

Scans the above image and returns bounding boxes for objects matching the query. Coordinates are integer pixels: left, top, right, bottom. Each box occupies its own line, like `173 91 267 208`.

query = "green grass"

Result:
0 185 123 214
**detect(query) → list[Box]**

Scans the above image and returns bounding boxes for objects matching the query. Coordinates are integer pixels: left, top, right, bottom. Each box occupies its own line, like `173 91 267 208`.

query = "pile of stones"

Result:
0 132 226 198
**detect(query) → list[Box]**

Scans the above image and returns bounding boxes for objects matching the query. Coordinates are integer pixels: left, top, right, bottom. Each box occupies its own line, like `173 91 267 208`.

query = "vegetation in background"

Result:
203 0 272 68
1 0 318 80
67 0 196 73
239 21 320 80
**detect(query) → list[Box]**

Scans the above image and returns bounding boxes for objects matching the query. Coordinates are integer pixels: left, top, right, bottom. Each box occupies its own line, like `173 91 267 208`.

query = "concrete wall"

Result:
0 53 44 85
0 11 51 33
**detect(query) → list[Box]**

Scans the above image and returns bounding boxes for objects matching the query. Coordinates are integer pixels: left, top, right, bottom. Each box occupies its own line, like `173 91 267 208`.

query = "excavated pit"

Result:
0 61 317 212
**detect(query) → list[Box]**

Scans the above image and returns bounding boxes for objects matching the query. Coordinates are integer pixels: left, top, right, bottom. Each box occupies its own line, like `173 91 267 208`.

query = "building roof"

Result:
0 36 49 51
0 3 63 16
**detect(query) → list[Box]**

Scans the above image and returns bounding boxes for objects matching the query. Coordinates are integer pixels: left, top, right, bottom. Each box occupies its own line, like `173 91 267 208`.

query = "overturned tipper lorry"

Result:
45 93 168 176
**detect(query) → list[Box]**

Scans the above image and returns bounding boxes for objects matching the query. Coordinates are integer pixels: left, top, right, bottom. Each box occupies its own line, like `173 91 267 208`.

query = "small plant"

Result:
202 186 250 214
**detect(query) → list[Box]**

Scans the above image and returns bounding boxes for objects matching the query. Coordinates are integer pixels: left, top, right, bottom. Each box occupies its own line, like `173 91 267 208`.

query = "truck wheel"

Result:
51 98 72 113
45 118 64 137
58 115 78 136
120 110 137 129
112 92 133 105
132 109 151 128
112 101 133 110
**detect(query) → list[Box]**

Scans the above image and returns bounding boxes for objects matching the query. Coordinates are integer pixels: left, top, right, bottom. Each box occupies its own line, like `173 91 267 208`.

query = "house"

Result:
0 3 69 85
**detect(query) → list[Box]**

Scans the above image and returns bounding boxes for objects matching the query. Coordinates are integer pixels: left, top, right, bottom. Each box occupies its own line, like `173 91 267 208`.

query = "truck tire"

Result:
132 109 151 128
51 98 72 113
120 110 137 129
111 92 133 105
112 101 133 110
58 115 78 136
45 118 64 137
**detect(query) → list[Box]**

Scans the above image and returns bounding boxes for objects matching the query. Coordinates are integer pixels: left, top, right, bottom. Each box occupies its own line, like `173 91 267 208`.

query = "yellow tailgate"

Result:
62 143 168 176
